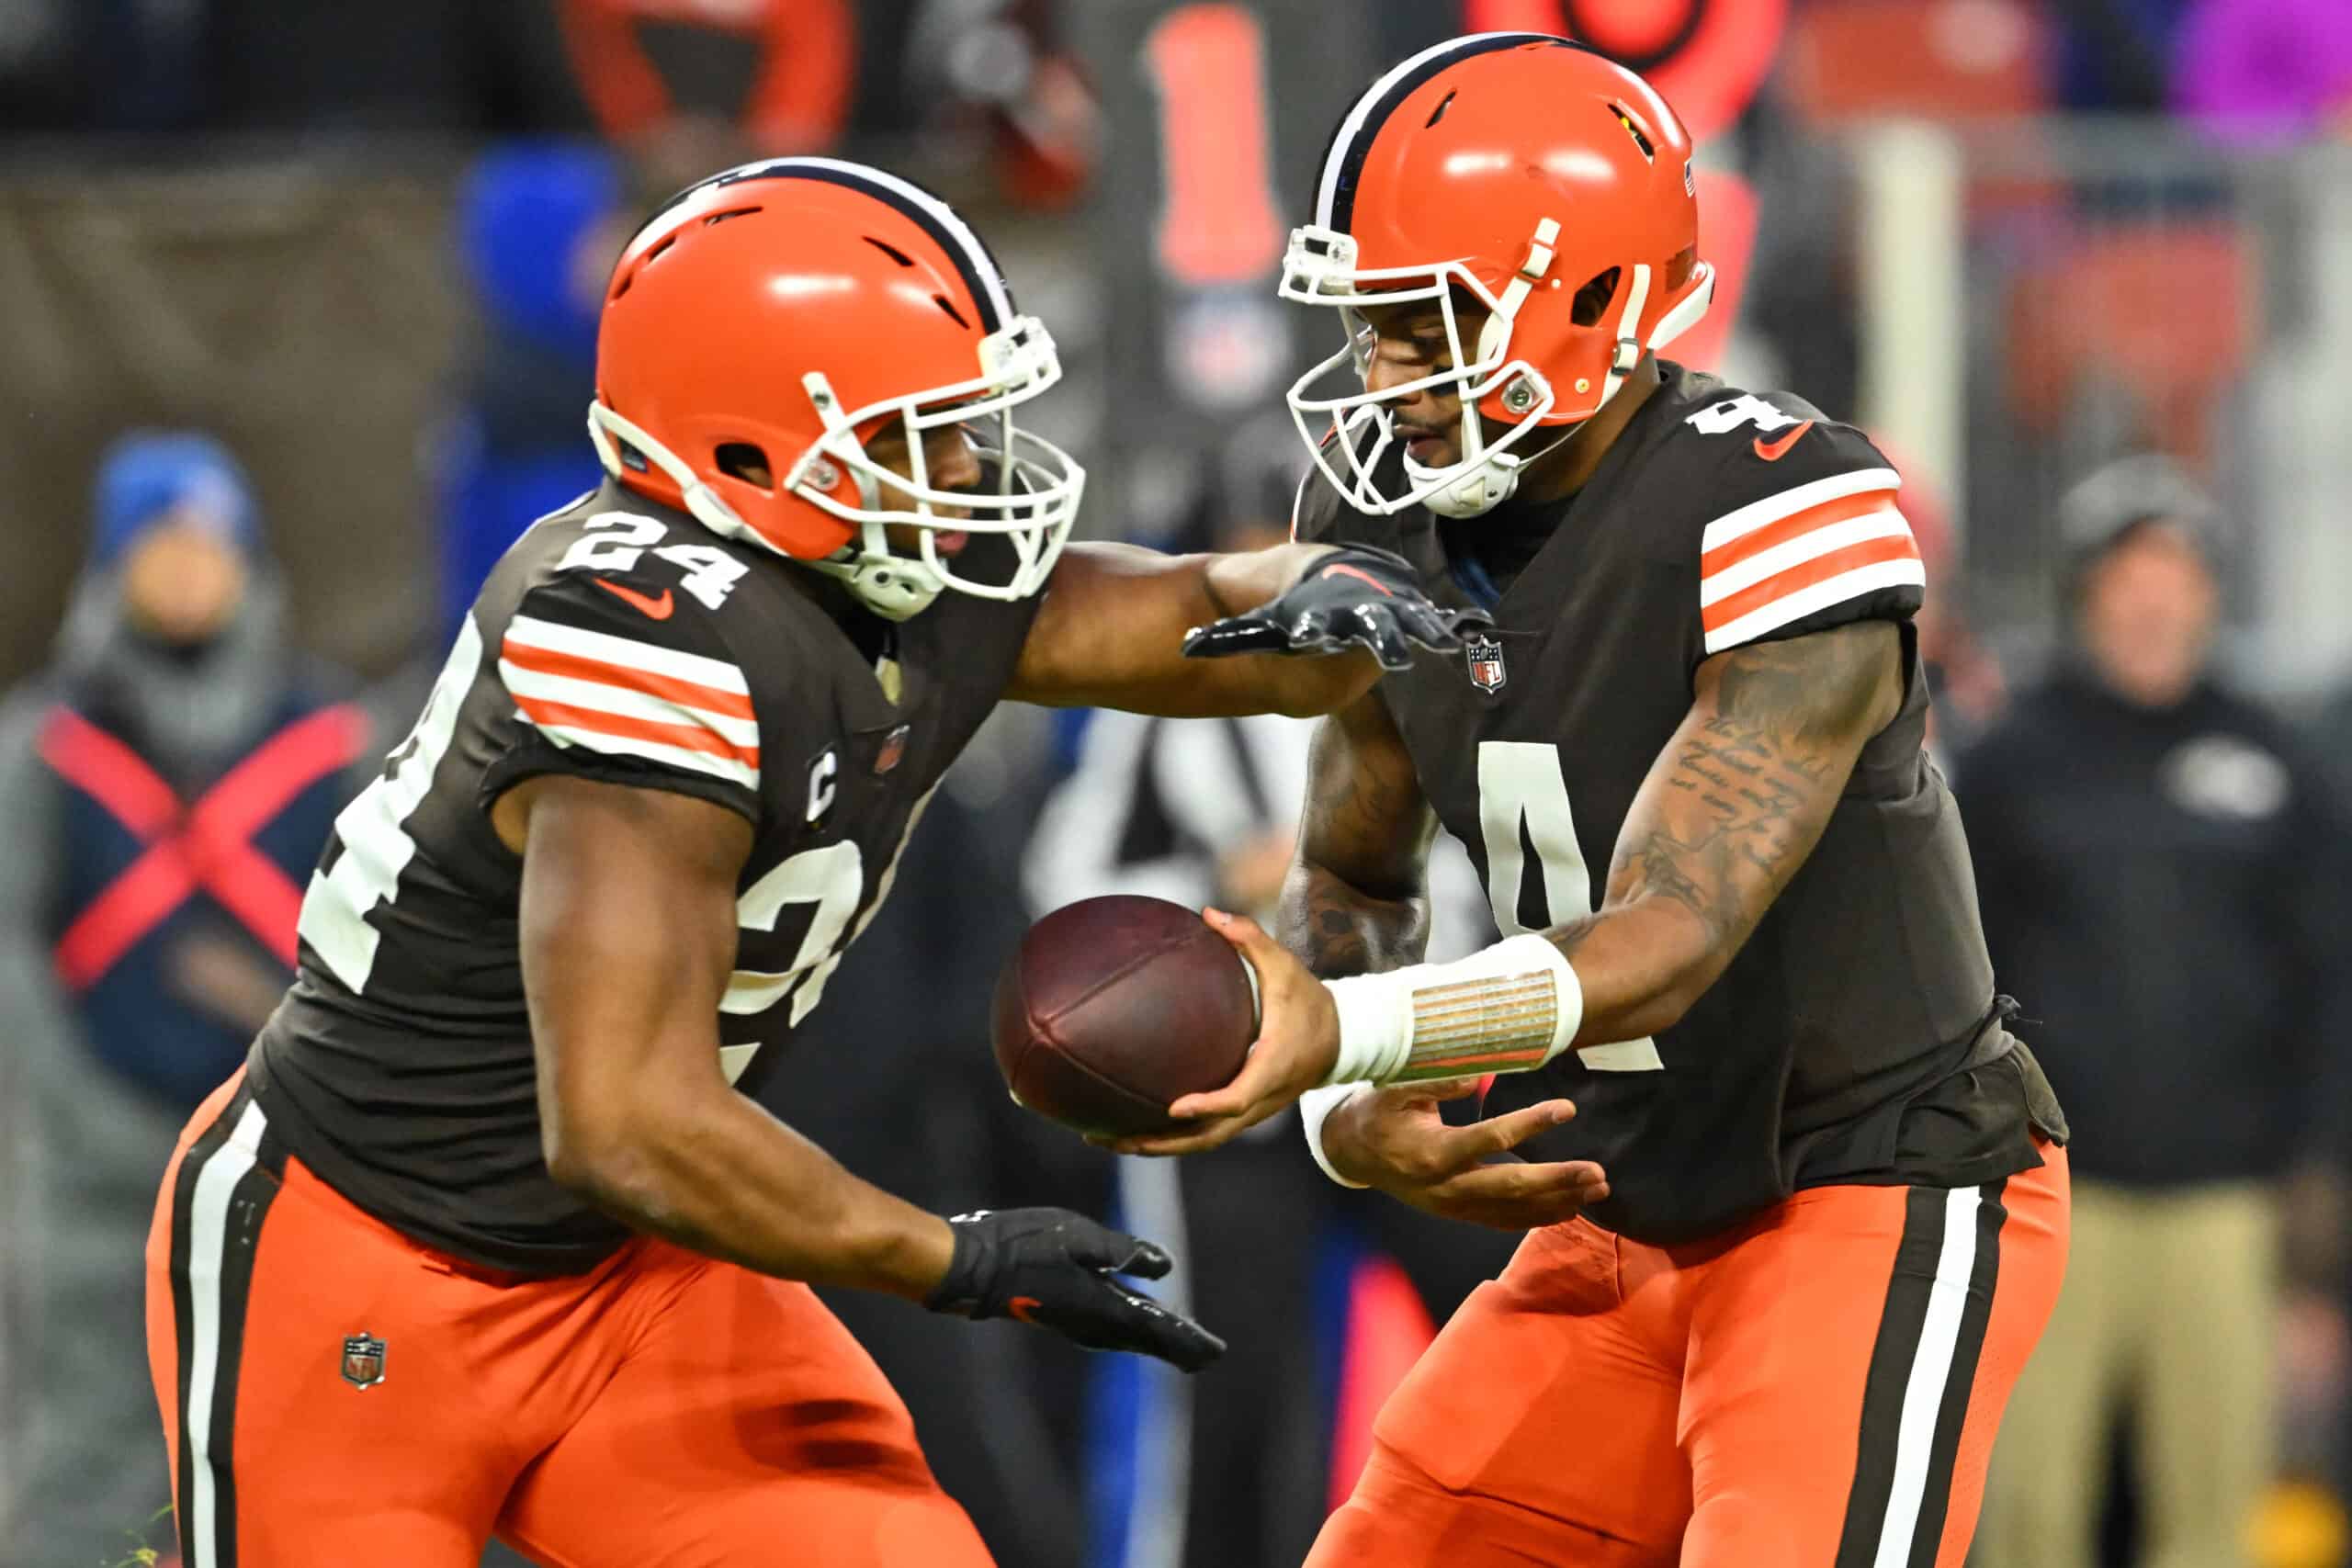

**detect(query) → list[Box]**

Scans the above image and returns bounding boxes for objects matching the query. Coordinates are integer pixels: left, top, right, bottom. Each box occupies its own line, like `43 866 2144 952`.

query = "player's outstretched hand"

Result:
1324 1080 1611 1231
925 1207 1225 1372
1106 908 1339 1157
1182 544 1490 673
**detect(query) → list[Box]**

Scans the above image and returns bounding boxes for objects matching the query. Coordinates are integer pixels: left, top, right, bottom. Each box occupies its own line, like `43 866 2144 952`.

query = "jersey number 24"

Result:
299 618 909 1082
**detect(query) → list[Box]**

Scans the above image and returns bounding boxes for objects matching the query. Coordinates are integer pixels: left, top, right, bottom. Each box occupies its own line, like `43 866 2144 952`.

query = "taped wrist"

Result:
1300 1083 1371 1188
1319 934 1583 1086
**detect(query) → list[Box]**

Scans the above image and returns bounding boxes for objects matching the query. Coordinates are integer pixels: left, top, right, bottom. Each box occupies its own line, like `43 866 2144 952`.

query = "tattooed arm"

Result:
1550 618 1905 1046
1117 619 1904 1159
1275 687 1438 981
1125 689 1606 1227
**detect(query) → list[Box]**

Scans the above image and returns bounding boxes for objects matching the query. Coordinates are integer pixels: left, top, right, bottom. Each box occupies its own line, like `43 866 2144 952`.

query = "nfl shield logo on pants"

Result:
341 1333 387 1390
1465 634 1508 694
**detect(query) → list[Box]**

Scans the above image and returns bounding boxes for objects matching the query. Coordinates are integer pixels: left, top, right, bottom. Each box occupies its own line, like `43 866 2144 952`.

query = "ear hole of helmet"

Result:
1571 267 1621 328
1665 246 1695 291
715 443 775 489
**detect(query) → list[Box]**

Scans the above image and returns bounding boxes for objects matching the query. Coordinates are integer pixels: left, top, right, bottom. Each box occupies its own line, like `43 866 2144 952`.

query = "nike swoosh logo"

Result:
1007 1295 1045 1325
1318 562 1395 596
593 580 675 620
1753 420 1815 462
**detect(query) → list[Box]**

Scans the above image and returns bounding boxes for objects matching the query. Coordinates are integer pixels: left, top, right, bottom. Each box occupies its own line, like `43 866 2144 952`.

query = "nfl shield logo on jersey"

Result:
341 1332 387 1390
1465 634 1508 694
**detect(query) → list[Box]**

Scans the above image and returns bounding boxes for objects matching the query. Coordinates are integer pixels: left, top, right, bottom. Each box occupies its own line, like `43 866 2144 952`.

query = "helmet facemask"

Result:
588 315 1083 621
790 316 1080 619
1283 224 1559 520
1281 222 1713 520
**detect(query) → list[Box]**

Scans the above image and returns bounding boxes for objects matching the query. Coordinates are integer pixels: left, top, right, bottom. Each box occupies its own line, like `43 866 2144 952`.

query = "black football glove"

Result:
1182 543 1492 673
925 1207 1225 1372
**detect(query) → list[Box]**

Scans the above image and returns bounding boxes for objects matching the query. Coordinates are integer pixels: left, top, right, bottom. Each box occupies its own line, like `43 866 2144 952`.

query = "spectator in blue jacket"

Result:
0 433 370 1564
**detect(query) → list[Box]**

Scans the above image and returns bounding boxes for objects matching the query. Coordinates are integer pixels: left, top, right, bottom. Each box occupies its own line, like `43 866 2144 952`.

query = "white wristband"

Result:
1321 968 1413 1084
1319 934 1584 1087
1299 1082 1371 1188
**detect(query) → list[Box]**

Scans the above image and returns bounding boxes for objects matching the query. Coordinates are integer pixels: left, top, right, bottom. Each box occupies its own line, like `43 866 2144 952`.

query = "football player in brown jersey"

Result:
142 157 1485 1568
1114 37 2071 1568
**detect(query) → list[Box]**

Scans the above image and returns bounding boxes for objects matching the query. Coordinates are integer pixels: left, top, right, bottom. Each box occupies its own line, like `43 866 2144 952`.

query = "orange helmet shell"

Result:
594 162 1016 562
1321 35 1707 430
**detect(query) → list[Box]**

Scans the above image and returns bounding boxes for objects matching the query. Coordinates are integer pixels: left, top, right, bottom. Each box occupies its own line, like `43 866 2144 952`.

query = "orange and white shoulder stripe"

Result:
499 615 759 790
1699 468 1922 654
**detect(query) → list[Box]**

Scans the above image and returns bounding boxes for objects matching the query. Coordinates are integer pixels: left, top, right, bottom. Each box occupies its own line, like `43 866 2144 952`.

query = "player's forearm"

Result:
1011 542 1375 716
1541 902 1716 1045
1276 857 1430 980
1281 859 1432 1172
548 1083 954 1299
1307 897 1713 1091
1201 541 1336 618
1197 544 1388 716
1522 623 1903 1050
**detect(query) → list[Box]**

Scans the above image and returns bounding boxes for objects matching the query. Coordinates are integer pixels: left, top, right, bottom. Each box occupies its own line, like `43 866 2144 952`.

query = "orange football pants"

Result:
1309 1144 2070 1568
144 1071 991 1567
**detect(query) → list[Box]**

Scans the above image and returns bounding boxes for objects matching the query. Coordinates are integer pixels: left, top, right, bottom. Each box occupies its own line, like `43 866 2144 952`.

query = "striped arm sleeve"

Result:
1698 467 1925 656
494 609 762 814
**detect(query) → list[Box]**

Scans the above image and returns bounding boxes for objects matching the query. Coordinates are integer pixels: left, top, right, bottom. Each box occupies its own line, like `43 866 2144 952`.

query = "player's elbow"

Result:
542 1090 673 1214
542 1108 624 1200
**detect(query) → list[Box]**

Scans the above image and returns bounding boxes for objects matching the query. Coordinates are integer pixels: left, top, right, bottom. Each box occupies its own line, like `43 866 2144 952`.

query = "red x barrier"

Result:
40 704 368 990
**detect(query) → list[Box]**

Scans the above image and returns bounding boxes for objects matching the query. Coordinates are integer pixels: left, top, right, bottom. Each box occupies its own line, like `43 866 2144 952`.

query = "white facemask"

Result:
1279 223 1712 519
590 316 1084 620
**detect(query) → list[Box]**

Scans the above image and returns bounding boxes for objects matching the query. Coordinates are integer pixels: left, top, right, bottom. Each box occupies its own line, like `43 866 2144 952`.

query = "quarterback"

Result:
1128 37 2071 1568
143 157 1478 1567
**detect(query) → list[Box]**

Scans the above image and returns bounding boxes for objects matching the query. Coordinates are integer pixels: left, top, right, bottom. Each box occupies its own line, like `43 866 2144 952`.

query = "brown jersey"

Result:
253 480 1040 1273
1294 364 2065 1244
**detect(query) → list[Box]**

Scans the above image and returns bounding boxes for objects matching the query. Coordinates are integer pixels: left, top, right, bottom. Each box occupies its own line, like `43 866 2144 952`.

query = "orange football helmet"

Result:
590 157 1082 619
1281 34 1714 518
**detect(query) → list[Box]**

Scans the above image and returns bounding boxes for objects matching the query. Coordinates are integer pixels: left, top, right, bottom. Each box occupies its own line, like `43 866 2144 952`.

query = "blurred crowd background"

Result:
1 2 2349 1566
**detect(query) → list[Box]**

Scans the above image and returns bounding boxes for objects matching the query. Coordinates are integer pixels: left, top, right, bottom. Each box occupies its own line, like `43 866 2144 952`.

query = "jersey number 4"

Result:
1476 742 1665 1073
1684 392 1801 436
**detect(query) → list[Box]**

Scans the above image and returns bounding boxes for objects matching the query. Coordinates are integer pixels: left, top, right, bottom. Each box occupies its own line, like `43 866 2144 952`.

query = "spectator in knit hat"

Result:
1966 456 2352 1568
0 432 372 1564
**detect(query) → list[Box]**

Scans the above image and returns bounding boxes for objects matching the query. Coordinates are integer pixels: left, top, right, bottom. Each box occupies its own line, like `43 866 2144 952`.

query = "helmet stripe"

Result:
643 156 1016 333
763 157 1016 331
1314 31 1574 232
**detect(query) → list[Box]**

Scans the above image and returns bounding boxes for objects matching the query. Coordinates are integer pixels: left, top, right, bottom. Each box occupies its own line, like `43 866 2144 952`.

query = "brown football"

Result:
991 895 1260 1138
